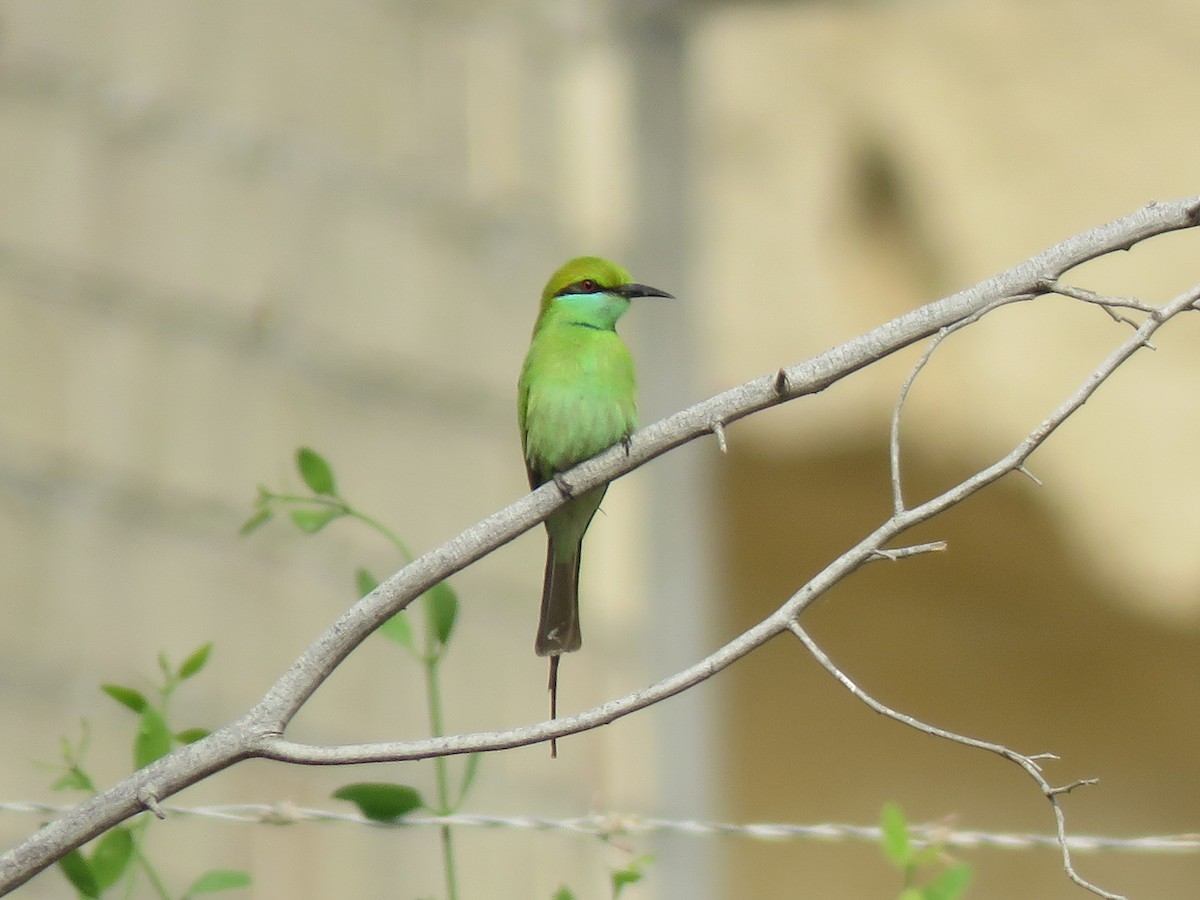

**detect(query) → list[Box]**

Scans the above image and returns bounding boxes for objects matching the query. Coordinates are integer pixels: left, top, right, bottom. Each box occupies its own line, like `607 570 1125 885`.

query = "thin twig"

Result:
1039 278 1159 314
2 198 1198 894
1038 278 1162 335
869 542 947 561
889 294 1033 513
789 623 1122 900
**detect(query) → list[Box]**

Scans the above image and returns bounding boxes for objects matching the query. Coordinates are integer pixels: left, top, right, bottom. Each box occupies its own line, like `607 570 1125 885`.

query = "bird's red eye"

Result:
580 279 598 292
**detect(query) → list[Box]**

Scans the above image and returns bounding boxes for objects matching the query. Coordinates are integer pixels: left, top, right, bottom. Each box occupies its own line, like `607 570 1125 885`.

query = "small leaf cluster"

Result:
552 854 654 900
102 643 213 770
880 803 972 900
48 644 250 898
242 447 341 535
245 447 654 899
245 447 470 896
242 448 460 662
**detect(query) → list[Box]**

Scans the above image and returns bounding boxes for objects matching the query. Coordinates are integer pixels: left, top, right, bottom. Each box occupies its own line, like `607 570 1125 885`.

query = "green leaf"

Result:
613 872 643 897
101 684 149 714
552 889 575 900
899 890 923 900
332 783 424 822
238 508 272 536
424 581 458 646
880 802 911 867
58 849 100 898
924 862 972 900
378 610 415 651
175 727 210 744
612 855 653 898
185 869 253 895
355 566 379 597
178 642 213 680
290 507 341 534
134 707 174 769
90 827 134 891
52 767 96 793
296 447 337 496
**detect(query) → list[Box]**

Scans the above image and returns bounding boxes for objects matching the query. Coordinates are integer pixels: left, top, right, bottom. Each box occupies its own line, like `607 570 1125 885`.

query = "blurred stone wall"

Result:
0 2 686 897
691 2 1200 897
4 0 1200 898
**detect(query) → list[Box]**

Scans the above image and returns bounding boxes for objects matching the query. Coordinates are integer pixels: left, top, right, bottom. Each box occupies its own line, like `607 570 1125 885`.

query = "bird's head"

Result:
536 256 673 331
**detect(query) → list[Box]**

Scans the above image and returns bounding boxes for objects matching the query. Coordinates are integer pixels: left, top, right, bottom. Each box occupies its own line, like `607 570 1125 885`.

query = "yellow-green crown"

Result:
540 256 634 305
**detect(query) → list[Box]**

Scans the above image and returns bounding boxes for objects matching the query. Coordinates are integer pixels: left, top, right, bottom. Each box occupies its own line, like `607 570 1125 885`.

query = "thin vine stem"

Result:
362 499 460 900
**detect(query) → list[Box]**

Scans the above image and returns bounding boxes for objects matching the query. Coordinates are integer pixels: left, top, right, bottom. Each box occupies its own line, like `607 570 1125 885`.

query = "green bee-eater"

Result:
518 256 673 754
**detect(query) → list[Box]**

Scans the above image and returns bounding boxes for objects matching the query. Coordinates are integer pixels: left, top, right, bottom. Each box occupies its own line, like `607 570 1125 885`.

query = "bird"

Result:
517 256 674 756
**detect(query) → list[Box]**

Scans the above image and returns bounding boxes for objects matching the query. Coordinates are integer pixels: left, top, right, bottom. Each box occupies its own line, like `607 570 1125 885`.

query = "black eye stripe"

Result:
555 279 605 297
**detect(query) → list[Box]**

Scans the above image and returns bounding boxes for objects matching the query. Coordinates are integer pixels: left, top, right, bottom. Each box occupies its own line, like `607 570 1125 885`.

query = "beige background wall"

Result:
693 2 1200 897
2 1 1198 898
0 2 679 897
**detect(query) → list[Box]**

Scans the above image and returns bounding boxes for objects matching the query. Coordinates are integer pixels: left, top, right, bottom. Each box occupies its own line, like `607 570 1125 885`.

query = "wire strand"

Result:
3 801 1196 855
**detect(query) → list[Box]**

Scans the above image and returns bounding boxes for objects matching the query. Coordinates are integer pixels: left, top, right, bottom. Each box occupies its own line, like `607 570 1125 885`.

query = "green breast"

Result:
520 323 638 480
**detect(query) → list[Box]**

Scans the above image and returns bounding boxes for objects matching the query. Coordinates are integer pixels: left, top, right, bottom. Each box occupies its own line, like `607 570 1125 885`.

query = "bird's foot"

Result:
621 433 633 456
552 472 574 499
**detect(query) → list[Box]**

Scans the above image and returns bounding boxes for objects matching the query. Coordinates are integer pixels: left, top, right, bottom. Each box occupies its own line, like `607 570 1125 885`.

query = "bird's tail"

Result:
535 539 583 656
537 538 582 758
547 655 561 759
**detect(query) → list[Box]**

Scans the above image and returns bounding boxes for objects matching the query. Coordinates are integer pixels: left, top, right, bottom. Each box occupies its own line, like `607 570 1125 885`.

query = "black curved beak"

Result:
616 283 675 300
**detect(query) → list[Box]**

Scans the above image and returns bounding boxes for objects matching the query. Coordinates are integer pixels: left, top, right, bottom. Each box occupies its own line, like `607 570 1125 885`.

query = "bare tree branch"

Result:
869 541 947 561
1 197 1198 895
789 623 1121 899
1040 278 1161 331
888 293 1033 512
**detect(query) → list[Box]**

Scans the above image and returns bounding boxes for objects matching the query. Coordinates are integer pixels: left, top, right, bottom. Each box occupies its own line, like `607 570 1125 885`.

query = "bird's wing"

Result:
525 458 545 491
518 364 546 491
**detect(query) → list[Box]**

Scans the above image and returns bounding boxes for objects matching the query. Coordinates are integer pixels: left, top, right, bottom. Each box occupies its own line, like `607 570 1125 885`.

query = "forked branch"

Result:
1 198 1198 895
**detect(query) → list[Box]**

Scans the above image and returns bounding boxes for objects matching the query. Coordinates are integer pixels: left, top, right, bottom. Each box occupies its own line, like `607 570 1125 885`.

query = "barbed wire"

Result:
2 801 1196 855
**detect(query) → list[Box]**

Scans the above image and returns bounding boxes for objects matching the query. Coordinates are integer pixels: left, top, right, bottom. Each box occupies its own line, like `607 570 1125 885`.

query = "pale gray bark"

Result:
2 196 1197 896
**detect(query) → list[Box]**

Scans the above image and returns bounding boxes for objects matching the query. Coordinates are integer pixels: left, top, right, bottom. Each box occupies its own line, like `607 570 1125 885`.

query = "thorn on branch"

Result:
711 420 728 454
1101 305 1139 329
773 368 789 397
1016 465 1044 486
552 473 573 499
138 786 166 820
